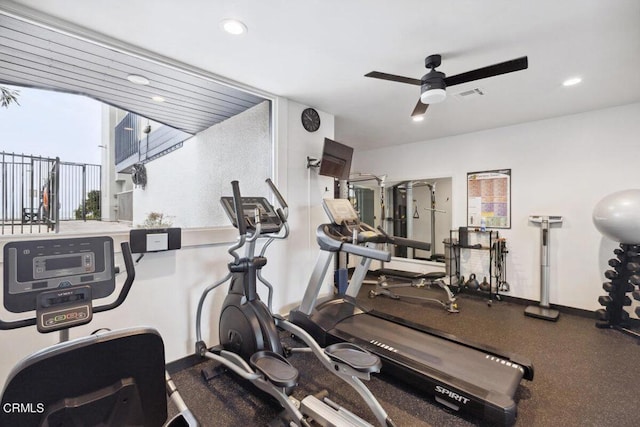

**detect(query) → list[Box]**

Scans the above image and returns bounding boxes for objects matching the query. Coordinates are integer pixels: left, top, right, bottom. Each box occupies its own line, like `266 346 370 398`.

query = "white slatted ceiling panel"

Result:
0 13 267 135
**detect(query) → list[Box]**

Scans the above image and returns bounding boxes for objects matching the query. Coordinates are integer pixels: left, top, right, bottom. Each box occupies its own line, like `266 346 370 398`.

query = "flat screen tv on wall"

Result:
318 138 353 181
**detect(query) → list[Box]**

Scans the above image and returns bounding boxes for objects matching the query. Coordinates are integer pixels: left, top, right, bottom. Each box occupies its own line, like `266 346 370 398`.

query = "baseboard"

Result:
166 353 207 374
499 294 640 326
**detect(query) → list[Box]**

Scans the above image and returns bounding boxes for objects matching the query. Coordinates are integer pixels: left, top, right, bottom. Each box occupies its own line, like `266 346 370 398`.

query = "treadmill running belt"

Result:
333 315 524 397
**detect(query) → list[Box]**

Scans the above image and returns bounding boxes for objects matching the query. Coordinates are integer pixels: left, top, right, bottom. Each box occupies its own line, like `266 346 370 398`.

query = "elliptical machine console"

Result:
195 179 396 427
220 195 283 234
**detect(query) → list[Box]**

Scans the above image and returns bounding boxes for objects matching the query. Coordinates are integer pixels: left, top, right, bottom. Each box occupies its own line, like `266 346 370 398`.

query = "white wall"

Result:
353 102 640 314
270 101 336 310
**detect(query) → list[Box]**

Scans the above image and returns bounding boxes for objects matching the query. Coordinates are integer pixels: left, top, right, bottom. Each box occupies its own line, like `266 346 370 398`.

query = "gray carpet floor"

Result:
169 284 640 426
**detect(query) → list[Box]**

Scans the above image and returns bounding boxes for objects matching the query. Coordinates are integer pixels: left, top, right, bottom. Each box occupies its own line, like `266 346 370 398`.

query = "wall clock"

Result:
301 108 321 132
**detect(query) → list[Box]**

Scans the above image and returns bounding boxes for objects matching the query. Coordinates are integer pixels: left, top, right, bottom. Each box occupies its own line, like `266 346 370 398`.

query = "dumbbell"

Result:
626 262 640 272
629 275 640 285
633 290 640 301
598 295 613 306
604 270 618 280
609 258 621 268
595 308 609 321
607 281 636 292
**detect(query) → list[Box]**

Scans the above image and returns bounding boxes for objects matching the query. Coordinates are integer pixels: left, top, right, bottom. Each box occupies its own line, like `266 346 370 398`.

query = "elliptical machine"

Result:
195 179 395 427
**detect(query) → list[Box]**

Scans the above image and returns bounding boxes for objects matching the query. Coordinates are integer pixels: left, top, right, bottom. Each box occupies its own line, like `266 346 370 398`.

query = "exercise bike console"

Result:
3 237 114 314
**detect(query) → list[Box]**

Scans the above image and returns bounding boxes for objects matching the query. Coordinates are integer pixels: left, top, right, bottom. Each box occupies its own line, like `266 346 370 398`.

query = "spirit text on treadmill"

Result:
435 386 470 404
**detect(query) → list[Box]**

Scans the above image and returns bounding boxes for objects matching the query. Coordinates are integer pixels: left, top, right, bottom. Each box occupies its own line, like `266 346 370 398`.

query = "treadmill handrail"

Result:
377 226 431 251
341 242 391 262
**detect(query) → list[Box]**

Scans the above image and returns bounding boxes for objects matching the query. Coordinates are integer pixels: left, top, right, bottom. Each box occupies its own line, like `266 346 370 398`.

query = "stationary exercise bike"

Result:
0 236 198 427
195 179 395 427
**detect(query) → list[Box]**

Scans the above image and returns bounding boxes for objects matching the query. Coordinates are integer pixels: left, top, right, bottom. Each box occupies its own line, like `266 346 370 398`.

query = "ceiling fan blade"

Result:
411 100 429 117
444 56 528 87
365 71 422 86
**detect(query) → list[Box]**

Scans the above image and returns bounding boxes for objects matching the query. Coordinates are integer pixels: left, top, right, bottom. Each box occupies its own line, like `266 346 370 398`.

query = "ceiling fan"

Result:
365 54 528 117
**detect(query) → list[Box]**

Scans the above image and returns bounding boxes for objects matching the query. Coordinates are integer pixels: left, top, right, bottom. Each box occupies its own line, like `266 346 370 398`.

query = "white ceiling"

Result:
5 0 640 150
0 12 267 134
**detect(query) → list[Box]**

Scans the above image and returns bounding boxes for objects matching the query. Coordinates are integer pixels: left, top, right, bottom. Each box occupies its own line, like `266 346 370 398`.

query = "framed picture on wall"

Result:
467 169 511 229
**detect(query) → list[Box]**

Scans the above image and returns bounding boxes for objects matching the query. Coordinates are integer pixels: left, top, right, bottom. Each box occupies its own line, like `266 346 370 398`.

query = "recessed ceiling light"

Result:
127 74 150 85
562 77 582 87
220 19 247 35
151 96 165 102
412 116 425 122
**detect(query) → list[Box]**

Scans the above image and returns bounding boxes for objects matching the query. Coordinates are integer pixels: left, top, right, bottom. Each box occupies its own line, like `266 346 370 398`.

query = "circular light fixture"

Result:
127 74 150 85
220 19 247 35
563 77 582 87
151 96 165 102
412 116 425 122
420 88 446 104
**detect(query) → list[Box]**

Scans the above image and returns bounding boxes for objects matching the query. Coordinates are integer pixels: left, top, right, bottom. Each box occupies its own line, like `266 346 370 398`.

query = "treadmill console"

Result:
322 199 360 230
3 237 115 314
220 196 282 234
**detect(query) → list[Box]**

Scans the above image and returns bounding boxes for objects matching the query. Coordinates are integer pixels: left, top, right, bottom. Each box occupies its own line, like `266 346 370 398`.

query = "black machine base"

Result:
524 305 559 321
290 296 534 427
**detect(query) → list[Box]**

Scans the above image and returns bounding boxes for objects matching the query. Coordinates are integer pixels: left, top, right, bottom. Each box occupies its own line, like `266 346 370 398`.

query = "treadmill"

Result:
289 198 534 426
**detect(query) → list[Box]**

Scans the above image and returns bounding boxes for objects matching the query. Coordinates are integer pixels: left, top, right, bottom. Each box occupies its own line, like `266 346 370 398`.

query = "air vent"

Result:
455 88 485 99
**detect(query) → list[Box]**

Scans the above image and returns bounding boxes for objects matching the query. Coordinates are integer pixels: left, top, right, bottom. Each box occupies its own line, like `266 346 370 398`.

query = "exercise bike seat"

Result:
324 343 382 374
249 350 299 388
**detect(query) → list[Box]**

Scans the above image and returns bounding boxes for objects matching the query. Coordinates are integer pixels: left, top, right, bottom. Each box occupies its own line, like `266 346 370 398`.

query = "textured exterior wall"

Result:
132 101 271 228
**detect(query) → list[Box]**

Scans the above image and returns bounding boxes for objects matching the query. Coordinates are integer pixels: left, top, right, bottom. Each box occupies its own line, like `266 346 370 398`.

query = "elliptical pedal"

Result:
250 350 299 388
324 343 381 374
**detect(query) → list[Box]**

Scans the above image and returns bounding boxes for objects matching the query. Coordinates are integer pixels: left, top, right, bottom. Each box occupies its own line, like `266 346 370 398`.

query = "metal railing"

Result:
0 152 101 234
115 112 190 173
115 112 140 164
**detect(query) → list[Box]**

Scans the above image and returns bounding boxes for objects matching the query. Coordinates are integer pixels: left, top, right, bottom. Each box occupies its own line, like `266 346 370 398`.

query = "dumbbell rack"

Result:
595 243 640 339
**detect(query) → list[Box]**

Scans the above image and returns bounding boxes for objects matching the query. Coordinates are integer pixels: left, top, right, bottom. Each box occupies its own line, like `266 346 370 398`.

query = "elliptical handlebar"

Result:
266 178 288 210
231 180 247 237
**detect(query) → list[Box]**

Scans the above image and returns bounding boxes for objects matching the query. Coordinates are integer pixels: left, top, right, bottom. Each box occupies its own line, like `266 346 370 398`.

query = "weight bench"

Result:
369 268 459 313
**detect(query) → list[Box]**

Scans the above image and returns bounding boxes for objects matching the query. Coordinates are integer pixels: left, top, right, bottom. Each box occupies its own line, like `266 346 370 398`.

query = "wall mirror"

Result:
349 176 452 263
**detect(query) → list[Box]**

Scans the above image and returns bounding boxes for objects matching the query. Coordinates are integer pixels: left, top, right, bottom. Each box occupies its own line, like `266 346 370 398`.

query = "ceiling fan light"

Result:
420 88 446 104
